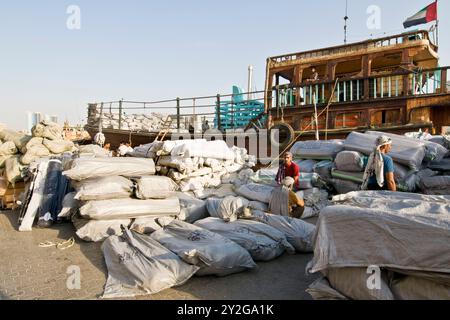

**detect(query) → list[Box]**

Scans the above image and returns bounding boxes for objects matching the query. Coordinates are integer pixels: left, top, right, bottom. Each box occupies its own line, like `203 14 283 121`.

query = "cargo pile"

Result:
87 104 189 133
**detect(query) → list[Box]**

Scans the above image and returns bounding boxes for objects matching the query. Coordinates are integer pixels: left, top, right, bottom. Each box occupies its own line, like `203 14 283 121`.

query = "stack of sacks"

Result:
87 105 189 133
62 157 181 242
307 191 450 300
330 151 365 194
0 123 77 184
144 139 256 195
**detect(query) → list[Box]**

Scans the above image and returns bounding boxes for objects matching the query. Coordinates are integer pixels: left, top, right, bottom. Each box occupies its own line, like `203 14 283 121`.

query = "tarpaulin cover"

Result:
194 217 294 261
150 219 256 276
101 228 199 298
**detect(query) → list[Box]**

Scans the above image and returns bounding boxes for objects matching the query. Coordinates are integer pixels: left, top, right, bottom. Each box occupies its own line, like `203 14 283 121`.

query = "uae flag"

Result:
403 1 437 28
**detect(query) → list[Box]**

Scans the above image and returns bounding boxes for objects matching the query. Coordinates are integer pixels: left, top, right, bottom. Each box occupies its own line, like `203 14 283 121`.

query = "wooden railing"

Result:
269 30 436 64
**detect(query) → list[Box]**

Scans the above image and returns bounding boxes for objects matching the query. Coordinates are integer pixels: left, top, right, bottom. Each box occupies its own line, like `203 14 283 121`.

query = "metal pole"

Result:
216 94 221 131
313 91 319 141
247 65 254 101
118 100 123 130
436 0 439 47
176 97 180 130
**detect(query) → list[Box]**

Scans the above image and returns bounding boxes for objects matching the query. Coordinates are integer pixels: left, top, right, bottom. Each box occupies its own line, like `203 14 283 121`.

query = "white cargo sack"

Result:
77 144 110 158
205 196 249 222
171 140 235 160
73 176 134 200
79 197 180 220
236 183 275 203
334 151 365 172
194 217 295 261
31 120 63 140
134 176 178 199
130 216 175 234
72 214 131 242
102 229 199 298
57 192 80 218
63 157 156 180
175 192 209 223
245 210 315 252
290 140 344 160
150 219 256 276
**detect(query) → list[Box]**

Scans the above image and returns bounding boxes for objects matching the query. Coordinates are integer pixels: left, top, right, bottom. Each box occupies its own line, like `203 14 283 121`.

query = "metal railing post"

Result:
176 97 180 130
216 94 221 131
119 99 123 130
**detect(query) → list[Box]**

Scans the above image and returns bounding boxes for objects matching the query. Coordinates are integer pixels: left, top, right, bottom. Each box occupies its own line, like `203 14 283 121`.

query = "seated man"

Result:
269 177 305 218
276 152 300 190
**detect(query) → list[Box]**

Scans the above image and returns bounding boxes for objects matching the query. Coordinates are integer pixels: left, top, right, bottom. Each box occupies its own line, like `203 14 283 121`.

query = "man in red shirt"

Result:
275 152 300 189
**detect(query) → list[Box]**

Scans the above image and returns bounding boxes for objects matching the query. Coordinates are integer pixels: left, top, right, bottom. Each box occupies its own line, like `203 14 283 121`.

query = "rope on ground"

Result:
38 237 75 250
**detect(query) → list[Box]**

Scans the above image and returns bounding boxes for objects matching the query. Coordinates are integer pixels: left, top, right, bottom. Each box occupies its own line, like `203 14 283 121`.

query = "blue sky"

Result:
0 0 448 130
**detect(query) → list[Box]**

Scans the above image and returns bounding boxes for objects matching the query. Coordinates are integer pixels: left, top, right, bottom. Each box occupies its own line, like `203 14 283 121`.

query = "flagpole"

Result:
436 0 439 47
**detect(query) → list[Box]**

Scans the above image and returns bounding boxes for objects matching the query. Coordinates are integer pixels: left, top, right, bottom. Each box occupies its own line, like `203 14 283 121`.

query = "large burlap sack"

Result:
334 151 365 172
290 140 344 160
5 155 24 184
323 267 394 300
101 229 199 298
77 144 110 158
150 219 256 276
57 192 80 218
246 210 315 252
344 132 425 170
194 217 295 261
175 192 208 223
43 139 74 154
134 176 178 199
205 196 249 222
391 275 450 300
31 120 63 140
21 137 44 154
0 129 31 150
20 144 51 165
79 197 180 220
72 214 131 242
236 183 275 203
73 176 134 201
0 141 18 156
63 157 156 181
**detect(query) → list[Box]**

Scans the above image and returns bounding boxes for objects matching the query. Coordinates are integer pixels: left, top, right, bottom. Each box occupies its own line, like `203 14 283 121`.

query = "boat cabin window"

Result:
371 109 401 126
335 112 364 128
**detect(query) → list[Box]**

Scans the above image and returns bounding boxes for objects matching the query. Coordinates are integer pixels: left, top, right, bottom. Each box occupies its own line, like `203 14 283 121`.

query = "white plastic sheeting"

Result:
134 176 179 199
101 229 199 298
73 176 134 200
309 203 450 275
150 219 257 276
171 140 235 160
79 197 180 220
63 157 156 180
194 217 295 261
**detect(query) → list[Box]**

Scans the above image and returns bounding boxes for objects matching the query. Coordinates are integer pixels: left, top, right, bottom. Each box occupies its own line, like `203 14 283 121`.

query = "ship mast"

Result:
344 0 349 44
